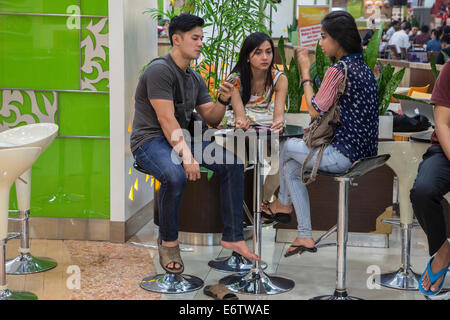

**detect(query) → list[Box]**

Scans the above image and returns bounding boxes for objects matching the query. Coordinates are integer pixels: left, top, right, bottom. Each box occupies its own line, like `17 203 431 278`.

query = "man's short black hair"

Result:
441 33 450 44
443 25 450 35
403 22 412 31
168 14 204 46
421 25 429 33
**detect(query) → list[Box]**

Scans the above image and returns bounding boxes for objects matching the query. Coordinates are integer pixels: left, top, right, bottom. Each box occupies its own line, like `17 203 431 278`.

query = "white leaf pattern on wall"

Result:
80 18 109 91
0 90 57 131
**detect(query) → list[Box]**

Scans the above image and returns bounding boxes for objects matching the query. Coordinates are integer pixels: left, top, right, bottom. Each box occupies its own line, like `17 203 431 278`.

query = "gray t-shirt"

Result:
130 54 212 152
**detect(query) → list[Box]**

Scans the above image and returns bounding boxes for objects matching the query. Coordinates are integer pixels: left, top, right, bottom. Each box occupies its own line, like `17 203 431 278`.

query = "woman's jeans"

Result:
410 145 450 256
133 136 245 243
278 138 352 239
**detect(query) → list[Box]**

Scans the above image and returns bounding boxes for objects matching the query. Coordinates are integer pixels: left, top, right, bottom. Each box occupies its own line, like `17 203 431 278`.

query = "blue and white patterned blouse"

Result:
311 53 379 163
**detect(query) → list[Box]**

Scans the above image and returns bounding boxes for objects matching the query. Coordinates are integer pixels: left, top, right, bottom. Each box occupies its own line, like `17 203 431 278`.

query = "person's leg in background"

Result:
410 145 450 294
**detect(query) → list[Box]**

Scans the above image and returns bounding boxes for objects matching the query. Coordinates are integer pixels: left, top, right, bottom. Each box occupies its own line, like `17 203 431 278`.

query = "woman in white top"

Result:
226 32 290 224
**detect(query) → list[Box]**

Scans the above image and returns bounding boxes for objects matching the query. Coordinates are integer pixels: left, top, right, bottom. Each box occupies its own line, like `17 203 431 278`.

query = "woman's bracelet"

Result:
301 78 313 84
302 80 313 87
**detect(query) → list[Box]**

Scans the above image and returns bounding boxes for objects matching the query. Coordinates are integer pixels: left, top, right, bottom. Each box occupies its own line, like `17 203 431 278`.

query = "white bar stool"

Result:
0 124 59 274
0 147 42 300
376 141 430 290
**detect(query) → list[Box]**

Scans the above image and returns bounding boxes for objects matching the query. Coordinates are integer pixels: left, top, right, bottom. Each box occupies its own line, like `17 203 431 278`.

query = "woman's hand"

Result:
295 47 311 76
270 118 284 134
235 118 251 130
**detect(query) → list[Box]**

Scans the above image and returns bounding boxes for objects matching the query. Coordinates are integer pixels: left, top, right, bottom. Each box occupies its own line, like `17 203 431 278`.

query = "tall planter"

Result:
378 114 393 140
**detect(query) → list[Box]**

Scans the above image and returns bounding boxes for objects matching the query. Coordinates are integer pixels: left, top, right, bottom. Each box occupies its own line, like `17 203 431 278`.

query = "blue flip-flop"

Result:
419 256 450 296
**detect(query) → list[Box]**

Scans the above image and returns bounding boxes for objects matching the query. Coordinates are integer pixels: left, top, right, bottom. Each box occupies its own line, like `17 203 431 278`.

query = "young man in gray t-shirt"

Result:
131 14 259 274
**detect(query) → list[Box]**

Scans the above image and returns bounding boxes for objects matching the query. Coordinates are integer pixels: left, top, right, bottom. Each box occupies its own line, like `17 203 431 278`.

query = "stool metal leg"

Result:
6 210 57 274
377 223 420 290
0 239 37 300
220 135 295 295
311 178 362 300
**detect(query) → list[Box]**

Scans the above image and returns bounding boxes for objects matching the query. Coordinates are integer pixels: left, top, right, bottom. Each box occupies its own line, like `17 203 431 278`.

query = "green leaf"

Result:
392 94 431 105
379 67 405 115
363 23 383 71
429 54 440 80
443 50 450 62
207 169 214 181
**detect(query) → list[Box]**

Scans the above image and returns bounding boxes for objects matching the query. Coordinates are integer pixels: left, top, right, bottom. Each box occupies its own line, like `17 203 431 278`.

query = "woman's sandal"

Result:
284 245 317 258
261 201 292 224
204 284 239 300
419 256 450 296
158 237 184 274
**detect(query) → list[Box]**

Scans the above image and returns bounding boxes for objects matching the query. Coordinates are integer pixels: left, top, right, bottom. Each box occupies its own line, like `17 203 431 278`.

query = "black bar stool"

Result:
308 154 391 300
133 162 204 294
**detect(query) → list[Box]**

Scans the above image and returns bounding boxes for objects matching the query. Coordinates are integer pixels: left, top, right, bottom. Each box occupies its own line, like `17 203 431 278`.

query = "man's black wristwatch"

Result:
217 95 231 106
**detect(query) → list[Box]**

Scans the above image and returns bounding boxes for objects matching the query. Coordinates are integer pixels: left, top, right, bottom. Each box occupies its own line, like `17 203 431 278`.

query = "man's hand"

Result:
218 81 234 102
182 153 201 181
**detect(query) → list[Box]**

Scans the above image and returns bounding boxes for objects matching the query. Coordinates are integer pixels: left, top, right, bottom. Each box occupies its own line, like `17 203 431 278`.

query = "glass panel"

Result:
0 15 79 90
9 137 110 219
80 0 108 16
58 92 109 137
0 0 78 14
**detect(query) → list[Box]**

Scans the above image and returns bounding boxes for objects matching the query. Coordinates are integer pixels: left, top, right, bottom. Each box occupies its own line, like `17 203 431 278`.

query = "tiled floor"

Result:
4 218 449 300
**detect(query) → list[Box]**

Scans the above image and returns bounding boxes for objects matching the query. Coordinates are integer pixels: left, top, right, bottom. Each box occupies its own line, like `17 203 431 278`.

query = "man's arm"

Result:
434 105 450 161
150 98 200 180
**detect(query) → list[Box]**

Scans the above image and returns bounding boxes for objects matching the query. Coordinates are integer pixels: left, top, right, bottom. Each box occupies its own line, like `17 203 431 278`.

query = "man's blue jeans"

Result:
133 136 245 243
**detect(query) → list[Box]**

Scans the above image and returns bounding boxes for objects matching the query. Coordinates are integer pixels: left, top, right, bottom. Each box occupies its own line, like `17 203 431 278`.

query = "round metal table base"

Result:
377 267 421 291
0 289 38 300
6 254 57 274
219 269 295 295
140 273 204 294
208 251 267 273
310 290 362 300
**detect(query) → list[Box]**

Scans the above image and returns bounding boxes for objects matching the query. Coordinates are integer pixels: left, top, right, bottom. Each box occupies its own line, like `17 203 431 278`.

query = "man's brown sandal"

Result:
204 284 238 300
158 238 184 274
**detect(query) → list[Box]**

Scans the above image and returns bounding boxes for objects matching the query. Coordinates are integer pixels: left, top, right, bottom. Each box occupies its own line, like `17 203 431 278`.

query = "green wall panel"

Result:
81 0 108 16
9 137 110 219
58 92 109 137
0 0 78 14
0 15 79 90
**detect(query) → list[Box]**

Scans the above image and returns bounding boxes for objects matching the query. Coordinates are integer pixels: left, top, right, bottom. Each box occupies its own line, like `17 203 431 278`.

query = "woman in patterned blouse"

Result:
225 32 290 222
262 11 379 256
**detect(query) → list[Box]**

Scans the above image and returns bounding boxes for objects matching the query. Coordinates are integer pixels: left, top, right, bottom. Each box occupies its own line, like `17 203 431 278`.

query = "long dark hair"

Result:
230 32 275 106
321 11 363 58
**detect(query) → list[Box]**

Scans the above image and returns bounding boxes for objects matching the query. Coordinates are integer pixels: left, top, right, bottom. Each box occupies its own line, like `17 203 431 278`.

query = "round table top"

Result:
214 124 303 139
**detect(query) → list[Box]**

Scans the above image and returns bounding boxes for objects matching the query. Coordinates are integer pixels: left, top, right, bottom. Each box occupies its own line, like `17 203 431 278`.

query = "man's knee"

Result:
410 180 441 206
165 167 187 190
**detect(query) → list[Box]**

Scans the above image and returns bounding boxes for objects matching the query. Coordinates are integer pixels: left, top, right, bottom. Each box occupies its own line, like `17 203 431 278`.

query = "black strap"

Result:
146 57 184 104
